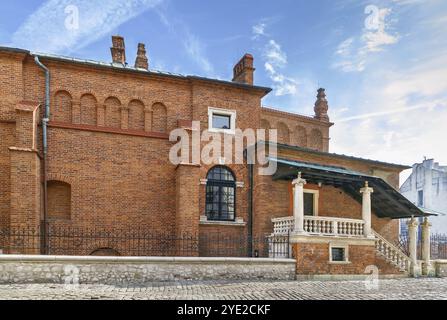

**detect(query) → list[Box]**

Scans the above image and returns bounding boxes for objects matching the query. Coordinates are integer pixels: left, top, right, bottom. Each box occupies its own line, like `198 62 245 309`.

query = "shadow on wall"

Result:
90 248 121 256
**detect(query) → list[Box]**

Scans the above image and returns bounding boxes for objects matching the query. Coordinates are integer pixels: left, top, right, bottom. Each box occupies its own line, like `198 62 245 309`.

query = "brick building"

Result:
0 36 429 277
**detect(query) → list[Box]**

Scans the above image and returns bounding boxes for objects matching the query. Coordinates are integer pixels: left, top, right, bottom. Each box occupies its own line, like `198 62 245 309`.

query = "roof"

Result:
0 46 29 54
418 207 443 217
270 157 428 219
0 46 271 96
258 141 411 170
261 107 334 127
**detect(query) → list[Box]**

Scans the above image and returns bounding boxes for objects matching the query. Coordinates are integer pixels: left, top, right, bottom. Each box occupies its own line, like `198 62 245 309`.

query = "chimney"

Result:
135 43 149 70
111 35 126 65
314 88 330 122
232 54 255 85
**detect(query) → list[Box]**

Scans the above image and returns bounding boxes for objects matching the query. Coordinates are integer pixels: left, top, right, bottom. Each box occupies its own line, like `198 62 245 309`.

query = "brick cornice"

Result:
262 107 334 127
48 121 170 140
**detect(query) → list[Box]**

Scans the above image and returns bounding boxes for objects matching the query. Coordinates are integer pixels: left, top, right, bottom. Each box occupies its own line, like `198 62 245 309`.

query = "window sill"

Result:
328 261 351 265
200 216 246 227
208 128 236 135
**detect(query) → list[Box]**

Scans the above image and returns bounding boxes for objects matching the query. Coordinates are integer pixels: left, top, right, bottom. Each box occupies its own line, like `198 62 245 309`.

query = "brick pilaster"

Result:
9 102 42 253
175 163 201 256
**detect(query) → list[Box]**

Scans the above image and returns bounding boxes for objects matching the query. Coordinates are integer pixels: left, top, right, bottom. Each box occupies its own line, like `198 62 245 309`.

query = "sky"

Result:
0 0 446 183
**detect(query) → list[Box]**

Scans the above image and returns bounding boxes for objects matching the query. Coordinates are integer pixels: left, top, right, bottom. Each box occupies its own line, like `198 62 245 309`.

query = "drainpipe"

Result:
34 56 50 255
248 163 254 257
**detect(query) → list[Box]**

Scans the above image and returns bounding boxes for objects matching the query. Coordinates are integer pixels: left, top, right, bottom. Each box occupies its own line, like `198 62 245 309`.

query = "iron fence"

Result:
397 233 447 260
0 226 290 259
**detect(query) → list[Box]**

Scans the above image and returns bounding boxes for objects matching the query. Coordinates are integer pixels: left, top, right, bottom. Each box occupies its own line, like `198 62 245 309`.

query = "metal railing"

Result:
0 226 290 258
397 233 447 260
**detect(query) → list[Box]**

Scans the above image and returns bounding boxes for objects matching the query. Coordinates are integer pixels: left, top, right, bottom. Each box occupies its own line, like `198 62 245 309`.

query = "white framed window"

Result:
208 107 236 135
303 189 319 216
329 243 350 263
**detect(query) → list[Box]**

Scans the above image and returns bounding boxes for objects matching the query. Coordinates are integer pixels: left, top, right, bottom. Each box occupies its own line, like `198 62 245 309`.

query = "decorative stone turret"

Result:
135 43 149 70
232 54 255 85
314 88 330 122
111 35 126 65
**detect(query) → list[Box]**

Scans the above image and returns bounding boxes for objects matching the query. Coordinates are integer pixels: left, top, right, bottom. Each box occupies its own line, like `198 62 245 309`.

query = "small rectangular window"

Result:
212 114 231 130
331 247 346 262
208 108 236 134
304 193 315 216
417 190 424 207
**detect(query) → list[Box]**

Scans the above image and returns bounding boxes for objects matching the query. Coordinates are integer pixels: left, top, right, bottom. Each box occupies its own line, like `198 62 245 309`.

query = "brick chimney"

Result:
232 54 255 85
134 43 149 70
314 88 330 122
111 35 126 65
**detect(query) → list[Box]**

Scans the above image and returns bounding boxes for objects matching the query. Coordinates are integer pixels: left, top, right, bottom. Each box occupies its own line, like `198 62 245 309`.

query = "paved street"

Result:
0 278 446 300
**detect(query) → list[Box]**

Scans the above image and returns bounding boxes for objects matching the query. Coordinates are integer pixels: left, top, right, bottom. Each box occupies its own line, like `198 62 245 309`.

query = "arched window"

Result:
206 166 236 221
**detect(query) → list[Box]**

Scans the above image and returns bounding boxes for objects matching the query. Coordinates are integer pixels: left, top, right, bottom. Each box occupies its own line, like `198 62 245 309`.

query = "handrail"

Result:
372 230 411 272
372 230 410 261
272 216 364 224
272 216 365 237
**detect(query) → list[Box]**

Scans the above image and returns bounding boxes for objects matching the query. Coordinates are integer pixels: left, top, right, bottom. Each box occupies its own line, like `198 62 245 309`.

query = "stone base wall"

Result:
435 260 447 277
0 255 296 284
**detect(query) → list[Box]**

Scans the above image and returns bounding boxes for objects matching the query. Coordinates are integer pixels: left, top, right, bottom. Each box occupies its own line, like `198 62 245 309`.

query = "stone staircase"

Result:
372 230 411 273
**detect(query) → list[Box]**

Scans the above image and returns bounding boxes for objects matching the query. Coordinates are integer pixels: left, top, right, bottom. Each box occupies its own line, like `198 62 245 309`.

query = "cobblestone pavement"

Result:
0 278 446 300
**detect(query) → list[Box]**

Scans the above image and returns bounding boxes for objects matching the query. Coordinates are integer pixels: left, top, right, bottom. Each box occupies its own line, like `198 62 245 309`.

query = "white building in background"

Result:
400 159 447 234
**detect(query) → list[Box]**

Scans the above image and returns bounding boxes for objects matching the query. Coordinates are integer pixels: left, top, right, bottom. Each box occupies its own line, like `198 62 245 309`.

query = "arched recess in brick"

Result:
47 181 71 220
104 97 121 128
128 99 145 131
53 90 72 123
152 102 167 133
260 119 270 130
309 128 323 151
294 125 307 147
260 119 271 141
90 248 121 256
80 93 97 126
277 122 290 144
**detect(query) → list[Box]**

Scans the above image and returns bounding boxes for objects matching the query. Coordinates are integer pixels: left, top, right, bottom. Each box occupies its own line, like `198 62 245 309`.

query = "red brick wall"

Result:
260 108 331 152
294 243 402 275
46 128 176 232
0 49 402 257
0 122 14 229
47 181 71 220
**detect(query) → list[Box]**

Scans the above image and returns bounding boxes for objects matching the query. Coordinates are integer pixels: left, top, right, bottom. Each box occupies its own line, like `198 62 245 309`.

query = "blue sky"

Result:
1 0 446 179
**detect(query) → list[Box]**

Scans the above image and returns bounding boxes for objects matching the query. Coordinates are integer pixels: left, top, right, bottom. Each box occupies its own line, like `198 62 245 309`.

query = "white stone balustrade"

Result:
272 216 365 238
373 230 411 272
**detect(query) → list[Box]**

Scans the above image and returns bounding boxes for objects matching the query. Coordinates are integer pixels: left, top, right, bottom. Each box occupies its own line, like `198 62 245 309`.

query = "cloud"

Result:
182 33 213 73
264 40 288 67
11 0 164 54
361 8 399 53
252 22 267 39
333 6 399 73
263 41 298 96
252 23 298 96
156 9 213 74
331 55 447 169
336 38 354 56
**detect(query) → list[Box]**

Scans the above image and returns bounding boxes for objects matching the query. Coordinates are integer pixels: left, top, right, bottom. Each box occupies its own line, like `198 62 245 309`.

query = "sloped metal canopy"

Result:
269 158 428 219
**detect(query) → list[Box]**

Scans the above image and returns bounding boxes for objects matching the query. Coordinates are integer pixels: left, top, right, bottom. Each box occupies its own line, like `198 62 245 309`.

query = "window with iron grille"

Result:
331 247 346 262
205 166 236 221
